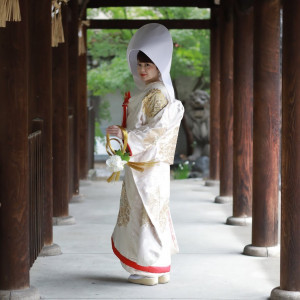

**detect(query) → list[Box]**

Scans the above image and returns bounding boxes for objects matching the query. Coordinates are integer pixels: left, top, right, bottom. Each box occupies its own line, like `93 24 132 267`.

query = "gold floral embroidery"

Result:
140 188 169 232
141 207 154 228
159 201 169 232
143 127 167 145
142 89 168 118
117 182 130 227
158 126 180 164
140 194 159 228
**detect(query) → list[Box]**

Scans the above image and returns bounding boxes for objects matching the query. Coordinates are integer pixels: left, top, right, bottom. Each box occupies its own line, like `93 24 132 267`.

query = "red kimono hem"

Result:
111 238 171 273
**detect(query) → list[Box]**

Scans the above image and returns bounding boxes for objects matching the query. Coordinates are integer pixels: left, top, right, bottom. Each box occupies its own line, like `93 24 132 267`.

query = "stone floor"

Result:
30 177 280 300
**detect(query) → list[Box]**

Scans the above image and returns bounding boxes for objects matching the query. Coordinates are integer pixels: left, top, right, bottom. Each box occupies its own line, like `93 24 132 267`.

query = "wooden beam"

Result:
68 0 80 196
229 0 253 224
244 0 280 256
28 0 54 248
88 19 211 29
87 0 213 8
208 6 221 182
0 0 31 292
279 0 300 293
215 0 234 204
52 5 71 218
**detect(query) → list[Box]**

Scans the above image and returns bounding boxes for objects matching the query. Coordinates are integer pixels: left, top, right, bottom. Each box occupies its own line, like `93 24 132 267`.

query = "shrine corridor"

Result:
30 178 279 299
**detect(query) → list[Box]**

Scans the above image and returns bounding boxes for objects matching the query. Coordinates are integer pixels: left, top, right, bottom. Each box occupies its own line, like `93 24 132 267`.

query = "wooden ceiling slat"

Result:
87 19 211 29
86 0 213 8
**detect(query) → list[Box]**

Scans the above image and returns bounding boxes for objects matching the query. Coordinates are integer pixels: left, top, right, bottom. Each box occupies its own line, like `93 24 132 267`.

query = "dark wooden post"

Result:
52 5 75 226
206 6 220 187
271 1 300 298
215 0 234 203
68 0 80 196
28 0 61 255
0 1 39 298
226 0 253 226
78 21 89 179
243 0 280 257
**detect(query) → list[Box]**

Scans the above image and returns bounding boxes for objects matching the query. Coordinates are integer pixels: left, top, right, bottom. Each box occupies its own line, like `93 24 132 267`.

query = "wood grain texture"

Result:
28 0 53 246
78 20 89 179
88 19 211 30
0 0 30 290
232 0 253 217
87 0 213 8
68 0 80 195
219 0 234 196
281 0 300 291
252 0 280 247
209 7 221 181
52 5 70 217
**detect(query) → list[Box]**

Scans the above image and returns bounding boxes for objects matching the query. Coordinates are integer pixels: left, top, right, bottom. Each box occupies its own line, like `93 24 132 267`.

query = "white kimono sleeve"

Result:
127 88 184 164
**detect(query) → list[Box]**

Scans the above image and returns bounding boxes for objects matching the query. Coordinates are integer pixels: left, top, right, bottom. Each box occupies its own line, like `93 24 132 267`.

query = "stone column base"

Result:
53 216 76 226
70 194 85 203
243 244 280 257
0 286 40 300
271 287 300 299
205 180 220 187
214 195 233 204
226 216 252 226
39 243 62 256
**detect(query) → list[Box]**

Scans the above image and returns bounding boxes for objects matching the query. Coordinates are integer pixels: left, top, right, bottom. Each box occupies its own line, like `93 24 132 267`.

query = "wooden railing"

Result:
28 130 44 267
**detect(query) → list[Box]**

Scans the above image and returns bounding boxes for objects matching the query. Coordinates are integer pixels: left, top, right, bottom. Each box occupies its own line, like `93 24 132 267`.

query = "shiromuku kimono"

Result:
111 23 184 277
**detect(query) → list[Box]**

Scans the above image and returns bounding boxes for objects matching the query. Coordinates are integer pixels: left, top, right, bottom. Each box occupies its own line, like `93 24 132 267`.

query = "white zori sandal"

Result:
128 274 170 286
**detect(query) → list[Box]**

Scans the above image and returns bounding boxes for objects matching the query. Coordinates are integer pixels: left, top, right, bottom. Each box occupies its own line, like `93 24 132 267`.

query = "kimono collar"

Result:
127 23 174 100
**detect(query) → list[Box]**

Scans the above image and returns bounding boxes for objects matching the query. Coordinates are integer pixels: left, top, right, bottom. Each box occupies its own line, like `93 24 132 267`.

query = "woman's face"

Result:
137 60 160 84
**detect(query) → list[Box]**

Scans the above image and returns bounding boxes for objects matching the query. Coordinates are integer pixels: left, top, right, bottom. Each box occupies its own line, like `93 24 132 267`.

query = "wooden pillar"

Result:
0 1 39 298
215 0 234 203
52 5 75 225
271 1 300 298
206 6 220 187
68 0 80 195
243 0 280 257
226 0 253 225
78 22 89 179
28 0 61 255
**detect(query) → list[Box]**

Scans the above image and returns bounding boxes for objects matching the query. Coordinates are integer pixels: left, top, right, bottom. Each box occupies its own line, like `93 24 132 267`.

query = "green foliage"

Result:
115 149 130 162
87 7 210 96
87 7 210 136
173 161 191 179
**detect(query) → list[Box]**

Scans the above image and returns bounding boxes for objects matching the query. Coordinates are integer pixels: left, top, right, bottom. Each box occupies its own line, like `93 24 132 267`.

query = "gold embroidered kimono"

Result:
111 81 184 276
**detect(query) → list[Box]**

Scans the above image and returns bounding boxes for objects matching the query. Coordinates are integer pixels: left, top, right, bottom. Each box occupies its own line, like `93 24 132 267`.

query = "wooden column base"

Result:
53 216 76 226
0 286 40 299
226 216 252 226
39 243 62 257
271 287 300 300
205 180 220 187
243 244 280 257
214 195 233 204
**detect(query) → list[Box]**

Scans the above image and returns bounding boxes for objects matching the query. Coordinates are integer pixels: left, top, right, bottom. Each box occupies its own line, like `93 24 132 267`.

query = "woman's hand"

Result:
106 125 123 139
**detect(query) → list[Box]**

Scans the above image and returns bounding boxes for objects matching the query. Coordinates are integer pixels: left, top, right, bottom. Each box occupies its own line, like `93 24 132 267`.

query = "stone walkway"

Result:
30 178 280 299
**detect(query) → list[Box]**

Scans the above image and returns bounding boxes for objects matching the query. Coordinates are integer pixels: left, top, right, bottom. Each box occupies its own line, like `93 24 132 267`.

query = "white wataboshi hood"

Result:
127 23 175 100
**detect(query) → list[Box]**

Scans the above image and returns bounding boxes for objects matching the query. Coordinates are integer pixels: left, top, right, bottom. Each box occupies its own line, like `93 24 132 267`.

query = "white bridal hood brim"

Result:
127 23 175 100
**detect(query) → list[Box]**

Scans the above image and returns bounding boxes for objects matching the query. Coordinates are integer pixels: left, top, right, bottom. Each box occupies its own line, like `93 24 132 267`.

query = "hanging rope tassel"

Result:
0 0 21 27
5 0 21 22
0 0 6 27
78 20 90 56
51 0 68 47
